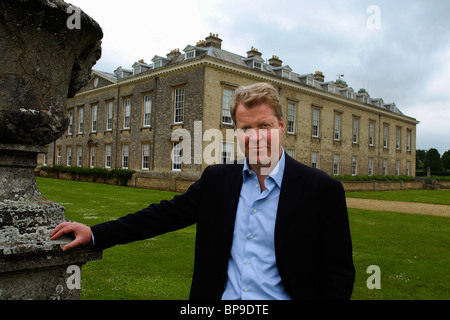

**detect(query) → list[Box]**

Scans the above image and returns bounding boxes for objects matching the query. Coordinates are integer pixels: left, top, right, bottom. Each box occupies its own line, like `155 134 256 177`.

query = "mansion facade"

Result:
40 33 419 187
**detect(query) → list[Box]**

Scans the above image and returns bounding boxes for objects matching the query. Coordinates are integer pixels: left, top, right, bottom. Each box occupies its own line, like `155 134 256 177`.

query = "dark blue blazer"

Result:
91 154 355 299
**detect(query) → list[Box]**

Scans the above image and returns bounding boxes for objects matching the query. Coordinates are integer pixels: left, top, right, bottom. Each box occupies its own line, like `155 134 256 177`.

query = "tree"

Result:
442 150 450 171
423 148 444 173
416 149 426 170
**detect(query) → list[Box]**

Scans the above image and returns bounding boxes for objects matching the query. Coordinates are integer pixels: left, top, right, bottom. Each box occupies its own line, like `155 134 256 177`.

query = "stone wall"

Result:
134 171 200 193
341 180 425 192
438 181 450 189
39 169 430 193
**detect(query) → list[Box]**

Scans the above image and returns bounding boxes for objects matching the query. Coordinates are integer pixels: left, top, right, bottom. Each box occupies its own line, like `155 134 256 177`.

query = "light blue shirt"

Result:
221 150 291 300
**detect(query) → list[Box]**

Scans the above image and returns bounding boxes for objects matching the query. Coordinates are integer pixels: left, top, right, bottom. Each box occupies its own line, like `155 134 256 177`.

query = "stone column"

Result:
0 0 103 299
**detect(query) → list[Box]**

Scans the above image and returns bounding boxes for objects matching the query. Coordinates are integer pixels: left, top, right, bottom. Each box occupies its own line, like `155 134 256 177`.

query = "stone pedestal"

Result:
0 0 103 300
0 145 102 300
0 247 101 300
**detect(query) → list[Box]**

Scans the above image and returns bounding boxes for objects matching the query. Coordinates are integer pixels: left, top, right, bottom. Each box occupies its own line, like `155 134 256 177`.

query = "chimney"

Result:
268 55 282 67
205 33 222 49
314 71 325 82
166 48 181 60
247 46 262 58
335 79 348 88
196 40 207 48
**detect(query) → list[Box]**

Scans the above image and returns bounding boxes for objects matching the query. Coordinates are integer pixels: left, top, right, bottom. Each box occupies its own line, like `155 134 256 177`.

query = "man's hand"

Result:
50 221 92 252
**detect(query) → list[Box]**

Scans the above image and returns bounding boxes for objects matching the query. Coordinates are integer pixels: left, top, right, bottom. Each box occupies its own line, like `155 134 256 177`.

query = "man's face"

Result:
235 102 285 171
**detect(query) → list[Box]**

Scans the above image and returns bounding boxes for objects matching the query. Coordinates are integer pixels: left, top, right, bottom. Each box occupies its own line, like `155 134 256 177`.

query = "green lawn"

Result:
36 177 192 299
346 189 450 205
349 208 449 299
36 177 450 300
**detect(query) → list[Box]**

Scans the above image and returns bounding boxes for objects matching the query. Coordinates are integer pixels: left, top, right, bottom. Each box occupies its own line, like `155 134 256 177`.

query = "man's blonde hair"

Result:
230 82 283 124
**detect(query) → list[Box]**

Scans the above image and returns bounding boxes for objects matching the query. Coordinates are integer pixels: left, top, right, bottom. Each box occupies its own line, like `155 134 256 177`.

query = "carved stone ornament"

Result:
0 0 103 145
0 0 103 300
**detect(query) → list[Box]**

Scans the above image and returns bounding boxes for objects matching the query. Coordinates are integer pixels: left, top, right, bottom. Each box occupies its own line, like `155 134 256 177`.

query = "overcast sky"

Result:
68 0 450 155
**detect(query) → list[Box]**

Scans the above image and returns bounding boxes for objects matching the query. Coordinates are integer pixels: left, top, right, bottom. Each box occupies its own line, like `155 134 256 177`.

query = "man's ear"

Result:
279 118 285 135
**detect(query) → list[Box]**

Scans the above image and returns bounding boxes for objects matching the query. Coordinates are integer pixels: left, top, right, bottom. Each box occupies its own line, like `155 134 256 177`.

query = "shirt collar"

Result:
242 149 285 188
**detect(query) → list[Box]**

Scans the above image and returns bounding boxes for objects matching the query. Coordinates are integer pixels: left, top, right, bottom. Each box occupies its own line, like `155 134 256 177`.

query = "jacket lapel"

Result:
221 163 244 254
274 154 303 256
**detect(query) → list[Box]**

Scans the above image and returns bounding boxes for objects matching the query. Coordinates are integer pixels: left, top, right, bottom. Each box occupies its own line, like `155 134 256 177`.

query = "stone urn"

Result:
0 0 103 299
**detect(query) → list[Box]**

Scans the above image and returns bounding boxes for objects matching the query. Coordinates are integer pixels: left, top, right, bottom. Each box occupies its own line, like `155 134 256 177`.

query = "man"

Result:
51 82 355 300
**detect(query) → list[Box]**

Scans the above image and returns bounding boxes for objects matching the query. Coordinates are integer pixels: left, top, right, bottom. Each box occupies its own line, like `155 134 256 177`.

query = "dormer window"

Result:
151 55 171 69
356 89 370 104
344 89 354 99
253 61 262 70
272 65 293 80
306 77 315 86
186 50 196 60
244 48 264 71
154 60 162 69
384 103 395 112
132 60 151 76
114 67 133 79
321 82 337 94
182 45 206 61
133 66 141 75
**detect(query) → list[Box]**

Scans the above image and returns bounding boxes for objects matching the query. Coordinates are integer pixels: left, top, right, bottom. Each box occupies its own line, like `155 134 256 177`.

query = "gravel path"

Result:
346 198 450 218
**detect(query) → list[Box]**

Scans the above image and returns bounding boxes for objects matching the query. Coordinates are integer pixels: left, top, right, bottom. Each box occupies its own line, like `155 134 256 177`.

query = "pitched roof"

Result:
92 70 117 83
99 35 407 116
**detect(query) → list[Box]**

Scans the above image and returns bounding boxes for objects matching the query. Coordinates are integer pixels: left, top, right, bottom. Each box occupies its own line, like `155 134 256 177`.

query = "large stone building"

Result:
40 33 419 189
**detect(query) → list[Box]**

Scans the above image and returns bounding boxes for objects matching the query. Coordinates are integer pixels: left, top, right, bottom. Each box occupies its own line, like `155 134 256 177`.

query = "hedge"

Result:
41 166 420 185
416 171 450 177
429 175 450 181
333 174 416 182
40 165 135 186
